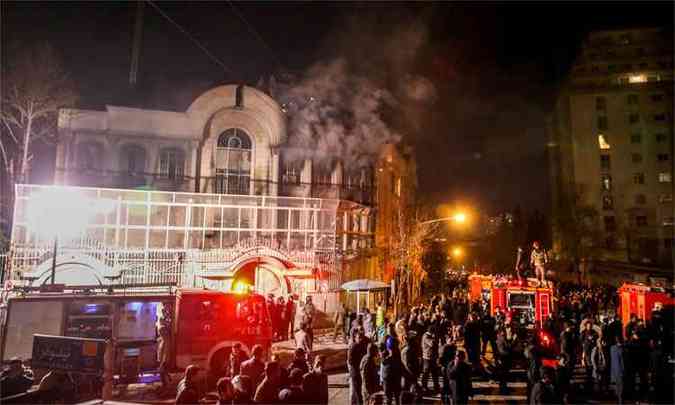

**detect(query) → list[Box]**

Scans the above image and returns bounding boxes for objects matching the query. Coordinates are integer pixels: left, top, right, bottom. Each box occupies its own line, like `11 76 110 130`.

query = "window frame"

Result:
215 128 253 195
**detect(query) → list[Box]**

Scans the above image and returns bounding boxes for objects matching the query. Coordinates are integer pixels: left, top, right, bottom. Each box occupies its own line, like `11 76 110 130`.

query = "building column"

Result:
54 133 72 185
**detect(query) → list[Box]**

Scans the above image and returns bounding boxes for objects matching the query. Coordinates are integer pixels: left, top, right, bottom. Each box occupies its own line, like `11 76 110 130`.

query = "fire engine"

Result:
0 287 272 383
468 274 555 329
617 282 675 327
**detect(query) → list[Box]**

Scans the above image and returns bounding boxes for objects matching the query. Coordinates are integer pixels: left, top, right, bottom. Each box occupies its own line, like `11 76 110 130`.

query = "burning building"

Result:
7 84 416 309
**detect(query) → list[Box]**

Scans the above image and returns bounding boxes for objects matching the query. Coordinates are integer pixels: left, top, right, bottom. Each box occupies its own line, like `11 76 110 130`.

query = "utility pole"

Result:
129 0 144 87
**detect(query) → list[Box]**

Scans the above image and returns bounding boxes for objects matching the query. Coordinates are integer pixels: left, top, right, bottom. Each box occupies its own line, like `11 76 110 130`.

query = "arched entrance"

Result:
230 256 291 296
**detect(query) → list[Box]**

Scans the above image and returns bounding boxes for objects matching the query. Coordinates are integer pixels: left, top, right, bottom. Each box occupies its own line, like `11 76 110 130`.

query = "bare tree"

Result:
0 42 78 184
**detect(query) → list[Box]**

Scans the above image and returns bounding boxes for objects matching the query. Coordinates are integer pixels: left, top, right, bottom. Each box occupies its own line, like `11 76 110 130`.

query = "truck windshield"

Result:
508 293 534 308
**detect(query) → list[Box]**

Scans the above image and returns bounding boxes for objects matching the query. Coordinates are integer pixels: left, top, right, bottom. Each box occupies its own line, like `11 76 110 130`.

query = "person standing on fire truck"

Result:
530 241 548 284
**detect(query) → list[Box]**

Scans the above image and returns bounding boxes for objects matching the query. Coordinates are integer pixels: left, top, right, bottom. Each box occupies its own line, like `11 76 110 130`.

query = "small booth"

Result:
340 279 389 313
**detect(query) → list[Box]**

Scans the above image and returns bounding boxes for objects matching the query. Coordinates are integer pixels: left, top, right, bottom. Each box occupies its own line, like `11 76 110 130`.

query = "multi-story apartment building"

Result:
549 27 674 268
7 84 415 308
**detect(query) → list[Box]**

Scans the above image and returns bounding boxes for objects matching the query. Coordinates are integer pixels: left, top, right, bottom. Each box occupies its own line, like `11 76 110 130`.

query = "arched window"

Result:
76 141 104 171
215 128 252 194
120 144 146 175
159 148 185 180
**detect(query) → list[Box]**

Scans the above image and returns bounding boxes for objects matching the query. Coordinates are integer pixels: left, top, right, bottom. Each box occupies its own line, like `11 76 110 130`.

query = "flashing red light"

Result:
539 330 552 347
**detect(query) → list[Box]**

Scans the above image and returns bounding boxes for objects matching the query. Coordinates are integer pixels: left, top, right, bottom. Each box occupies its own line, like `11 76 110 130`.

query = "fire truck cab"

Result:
617 282 675 327
468 274 555 329
0 288 272 382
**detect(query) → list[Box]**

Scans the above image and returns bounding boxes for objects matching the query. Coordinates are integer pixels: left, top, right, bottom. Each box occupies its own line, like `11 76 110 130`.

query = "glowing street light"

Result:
27 187 115 284
451 246 464 259
453 212 467 224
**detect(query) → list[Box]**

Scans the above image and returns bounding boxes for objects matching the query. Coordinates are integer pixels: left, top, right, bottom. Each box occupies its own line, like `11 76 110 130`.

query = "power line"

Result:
145 0 232 73
225 0 282 68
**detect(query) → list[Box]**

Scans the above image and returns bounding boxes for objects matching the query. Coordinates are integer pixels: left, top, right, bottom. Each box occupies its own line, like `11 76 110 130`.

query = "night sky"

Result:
2 1 673 214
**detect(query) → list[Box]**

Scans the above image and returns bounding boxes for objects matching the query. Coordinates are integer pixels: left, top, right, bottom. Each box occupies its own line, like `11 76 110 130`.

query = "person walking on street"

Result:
530 366 558 405
348 329 369 405
334 302 347 343
302 296 316 347
439 334 457 405
295 322 312 356
421 325 440 393
360 343 380 404
610 336 625 405
380 342 401 405
447 350 473 405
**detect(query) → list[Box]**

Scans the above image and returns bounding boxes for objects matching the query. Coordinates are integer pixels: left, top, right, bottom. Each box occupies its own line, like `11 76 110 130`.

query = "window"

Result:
657 154 670 162
659 194 673 203
597 116 608 130
602 175 612 191
600 154 611 170
636 216 647 227
630 133 642 144
120 144 146 175
655 133 667 142
629 113 640 124
635 194 646 205
215 128 252 195
658 172 672 183
651 94 664 102
596 97 606 111
159 148 185 180
608 65 616 72
663 217 674 226
632 153 643 163
604 216 616 232
602 195 614 210
598 134 611 149
76 141 104 171
653 113 666 121
628 74 647 83
633 173 645 184
626 94 639 105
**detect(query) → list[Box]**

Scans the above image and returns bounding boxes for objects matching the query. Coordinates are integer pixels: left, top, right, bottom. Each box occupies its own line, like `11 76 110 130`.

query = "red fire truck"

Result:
468 274 555 329
617 282 675 327
0 288 272 382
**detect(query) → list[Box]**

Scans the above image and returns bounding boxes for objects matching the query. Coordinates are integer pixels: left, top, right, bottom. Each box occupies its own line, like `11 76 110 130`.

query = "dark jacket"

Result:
530 381 558 405
229 351 249 377
380 354 401 391
524 344 541 383
302 370 328 404
439 342 457 369
287 358 309 375
348 340 369 371
447 361 473 402
176 378 200 404
360 355 381 398
401 342 420 377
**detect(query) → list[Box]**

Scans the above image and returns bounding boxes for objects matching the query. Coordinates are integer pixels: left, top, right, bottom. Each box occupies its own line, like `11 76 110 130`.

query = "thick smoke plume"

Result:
275 12 435 168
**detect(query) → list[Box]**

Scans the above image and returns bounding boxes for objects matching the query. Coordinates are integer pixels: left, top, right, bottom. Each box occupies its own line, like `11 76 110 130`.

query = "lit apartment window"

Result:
597 116 608 130
659 194 673 203
633 173 645 184
636 216 648 227
655 133 667 142
653 113 667 121
598 134 611 149
629 113 640 124
657 154 670 162
596 97 607 111
628 74 647 83
631 153 643 163
651 94 664 102
604 216 616 232
602 175 612 191
635 194 646 205
658 172 672 183
602 195 614 210
630 133 642 144
663 217 674 226
626 94 639 105
600 154 611 170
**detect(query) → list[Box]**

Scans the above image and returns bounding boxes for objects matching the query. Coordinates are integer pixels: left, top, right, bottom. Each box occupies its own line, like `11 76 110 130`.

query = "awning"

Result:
340 279 389 292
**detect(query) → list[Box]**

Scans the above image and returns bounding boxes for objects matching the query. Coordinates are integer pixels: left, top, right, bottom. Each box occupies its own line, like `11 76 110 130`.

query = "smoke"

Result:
277 11 435 167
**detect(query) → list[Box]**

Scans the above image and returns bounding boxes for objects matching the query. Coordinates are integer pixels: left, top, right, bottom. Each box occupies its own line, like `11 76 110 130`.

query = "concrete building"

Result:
549 27 674 269
8 84 416 309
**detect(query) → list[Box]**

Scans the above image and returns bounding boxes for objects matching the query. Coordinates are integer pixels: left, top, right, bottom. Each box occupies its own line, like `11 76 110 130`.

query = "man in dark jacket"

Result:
400 335 420 391
524 338 541 403
288 348 310 375
240 345 266 390
530 366 558 405
559 322 578 368
379 343 401 405
360 343 380 403
303 355 329 405
229 343 249 377
464 314 482 371
495 329 512 394
421 326 440 393
176 365 201 404
447 350 472 405
348 329 369 405
439 335 457 405
480 313 497 357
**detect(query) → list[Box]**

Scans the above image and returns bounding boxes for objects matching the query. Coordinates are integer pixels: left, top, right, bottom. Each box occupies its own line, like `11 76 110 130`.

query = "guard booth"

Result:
617 282 675 326
468 274 554 328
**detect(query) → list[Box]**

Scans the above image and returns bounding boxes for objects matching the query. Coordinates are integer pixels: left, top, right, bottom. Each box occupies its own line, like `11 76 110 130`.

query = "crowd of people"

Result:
341 280 673 405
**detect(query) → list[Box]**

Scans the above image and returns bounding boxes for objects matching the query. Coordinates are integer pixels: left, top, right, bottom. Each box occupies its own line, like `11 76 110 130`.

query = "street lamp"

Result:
26 187 113 285
418 210 470 226
451 246 464 259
